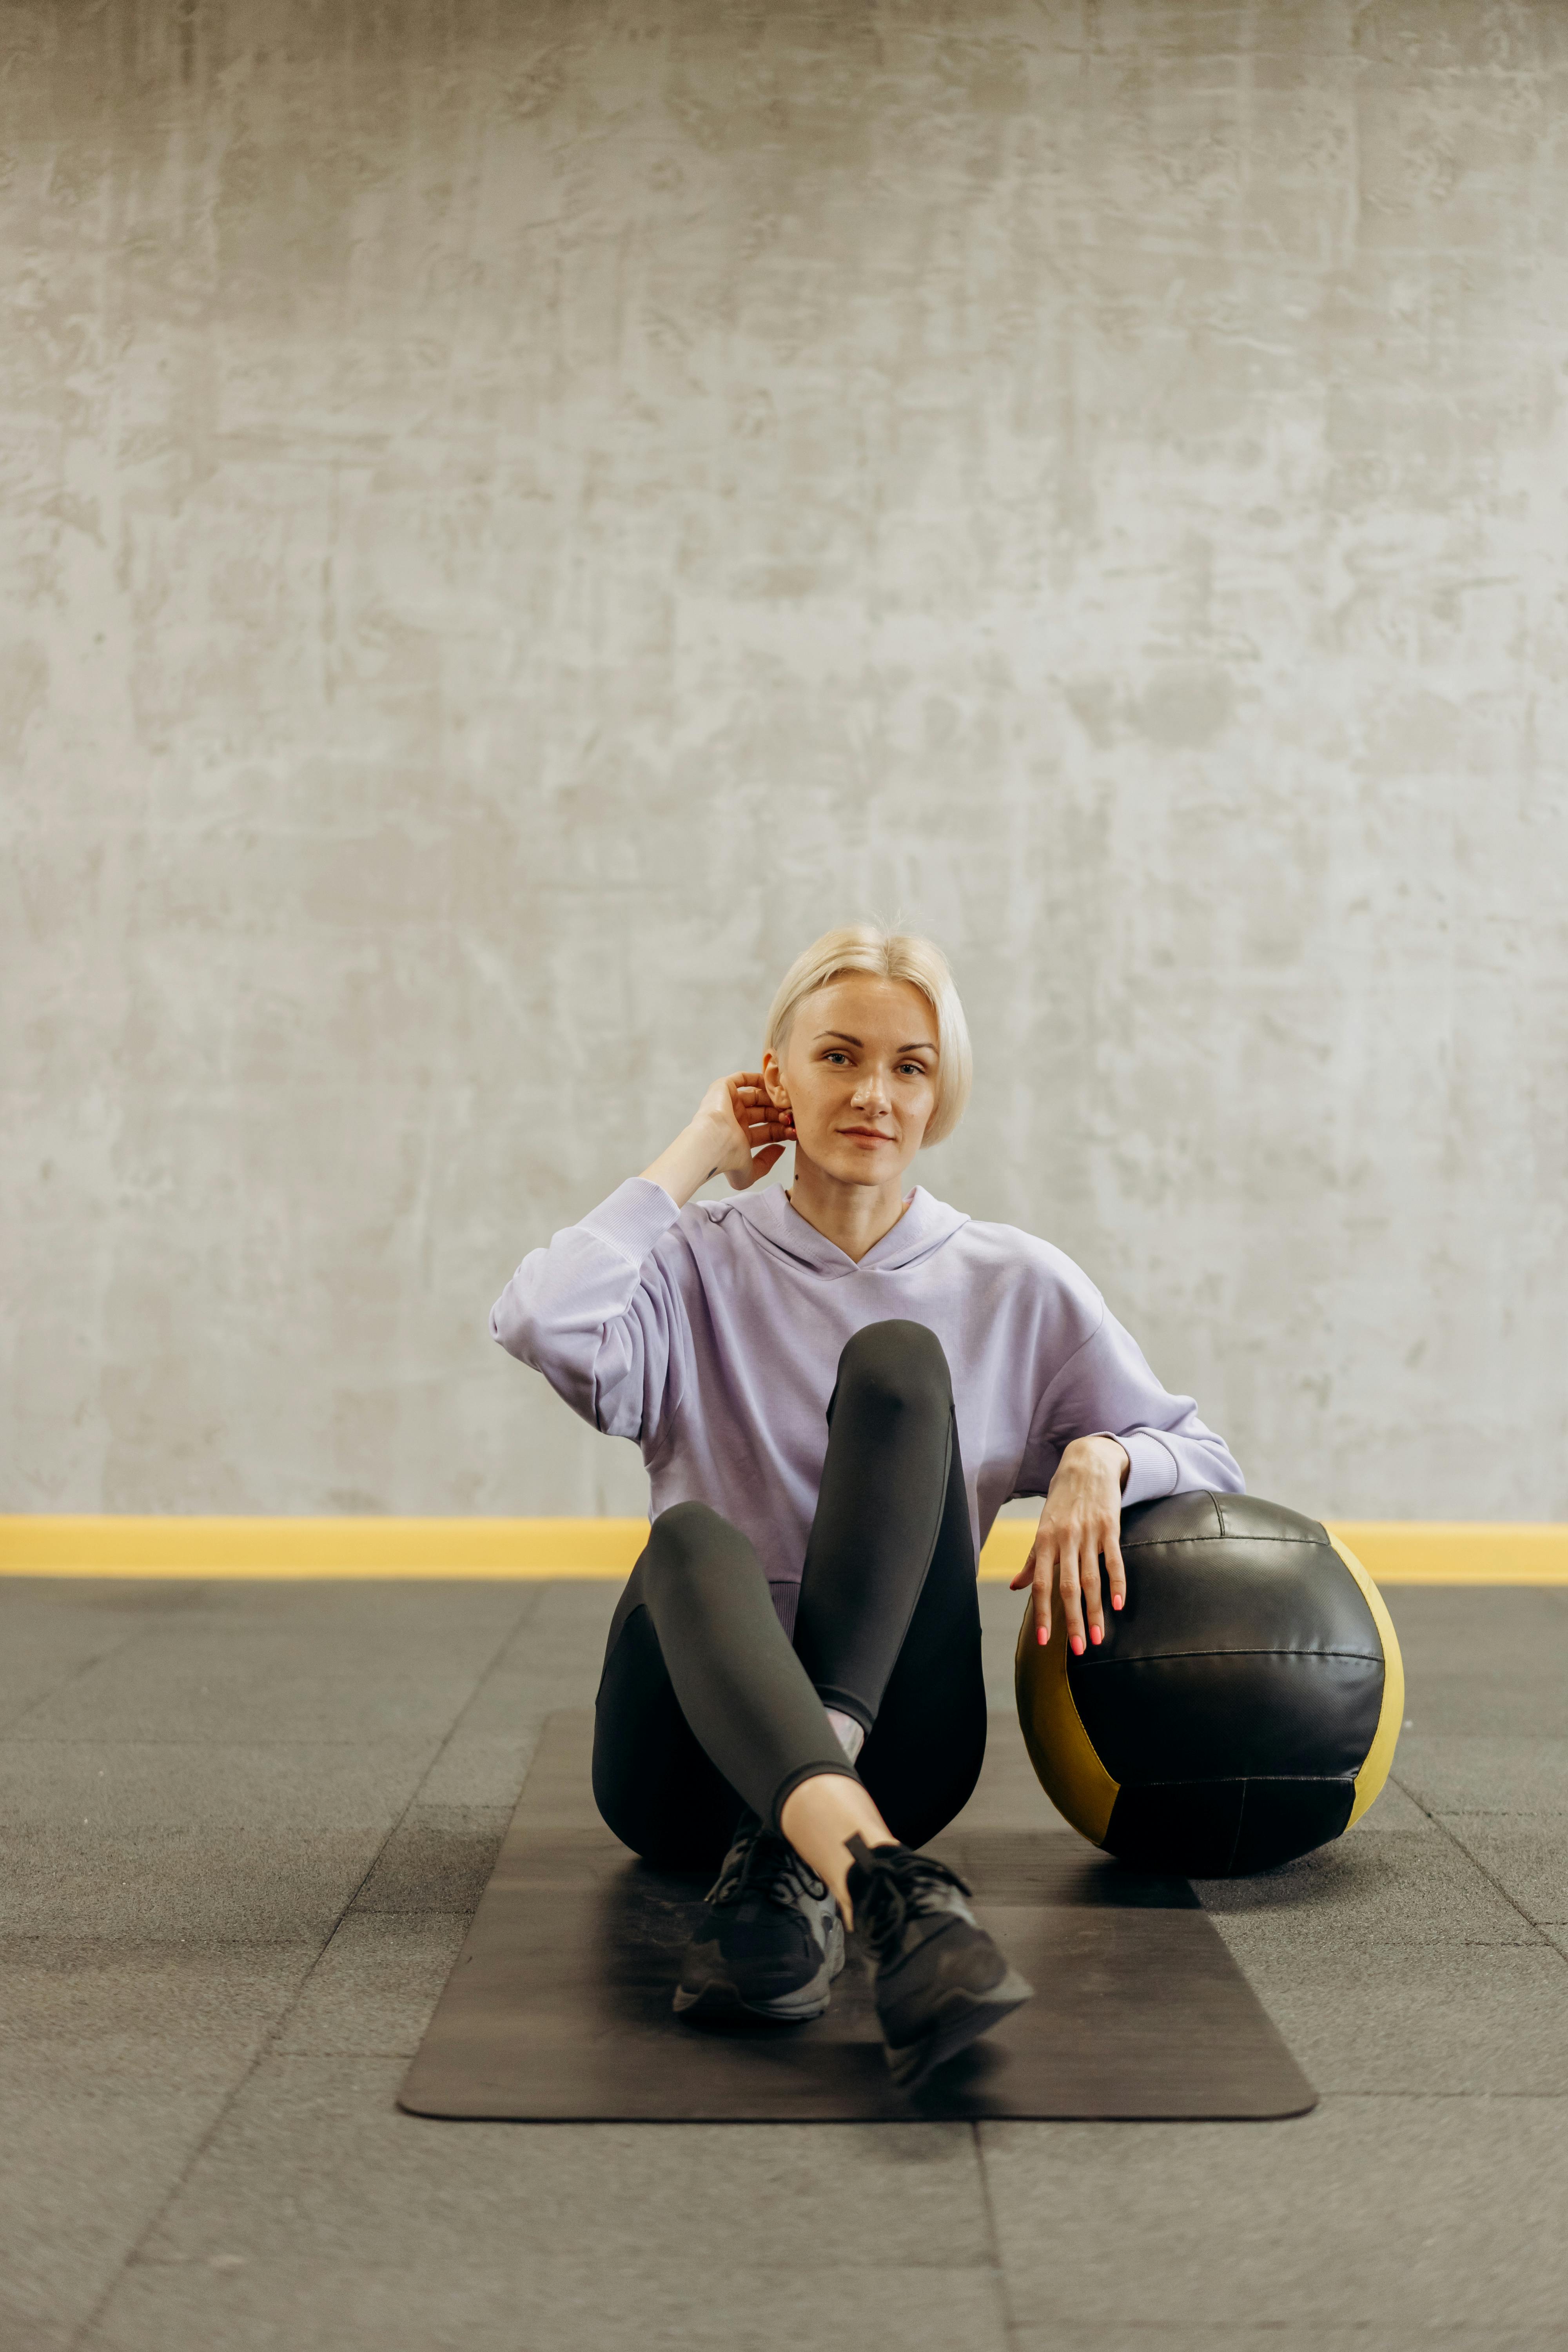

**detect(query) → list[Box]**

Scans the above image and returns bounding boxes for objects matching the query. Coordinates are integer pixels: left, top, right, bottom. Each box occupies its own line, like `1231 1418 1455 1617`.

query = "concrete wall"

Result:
3 0 1565 1521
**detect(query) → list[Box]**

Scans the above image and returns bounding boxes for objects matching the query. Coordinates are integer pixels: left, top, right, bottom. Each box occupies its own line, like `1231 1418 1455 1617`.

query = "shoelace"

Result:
855 1847 972 1963
705 1819 828 1911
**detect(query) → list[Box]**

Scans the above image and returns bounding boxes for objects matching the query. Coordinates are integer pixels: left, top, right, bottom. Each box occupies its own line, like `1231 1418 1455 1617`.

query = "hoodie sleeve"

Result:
488 1178 690 1451
1017 1299 1244 1508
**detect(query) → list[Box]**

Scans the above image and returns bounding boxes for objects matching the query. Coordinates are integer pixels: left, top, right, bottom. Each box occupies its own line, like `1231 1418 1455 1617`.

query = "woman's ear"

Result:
760 1048 790 1110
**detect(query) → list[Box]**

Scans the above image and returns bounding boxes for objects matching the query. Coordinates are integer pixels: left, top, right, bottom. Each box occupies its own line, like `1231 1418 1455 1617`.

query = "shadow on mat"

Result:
592 1832 1197 2042
929 1827 1201 1910
592 1858 1016 2100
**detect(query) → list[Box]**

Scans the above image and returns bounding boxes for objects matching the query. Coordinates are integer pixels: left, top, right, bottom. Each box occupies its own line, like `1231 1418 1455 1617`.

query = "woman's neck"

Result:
786 1155 912 1264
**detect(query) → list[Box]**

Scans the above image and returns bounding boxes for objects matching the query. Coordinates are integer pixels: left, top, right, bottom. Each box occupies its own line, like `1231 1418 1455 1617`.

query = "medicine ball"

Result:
1014 1491 1404 1877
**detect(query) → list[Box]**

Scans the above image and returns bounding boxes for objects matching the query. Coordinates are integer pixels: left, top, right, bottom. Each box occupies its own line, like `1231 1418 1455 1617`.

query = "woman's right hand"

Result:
696 1072 796 1189
641 1073 796 1208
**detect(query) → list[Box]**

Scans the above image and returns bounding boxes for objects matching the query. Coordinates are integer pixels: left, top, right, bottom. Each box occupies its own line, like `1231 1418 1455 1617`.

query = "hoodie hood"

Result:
723 1183 971 1278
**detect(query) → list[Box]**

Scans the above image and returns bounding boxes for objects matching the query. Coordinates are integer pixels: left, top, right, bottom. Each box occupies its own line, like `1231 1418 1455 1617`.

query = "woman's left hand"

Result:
1011 1436 1130 1656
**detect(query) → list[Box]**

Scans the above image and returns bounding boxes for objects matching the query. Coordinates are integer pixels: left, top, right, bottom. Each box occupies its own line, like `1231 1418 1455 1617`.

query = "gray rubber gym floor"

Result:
2 1577 1565 2352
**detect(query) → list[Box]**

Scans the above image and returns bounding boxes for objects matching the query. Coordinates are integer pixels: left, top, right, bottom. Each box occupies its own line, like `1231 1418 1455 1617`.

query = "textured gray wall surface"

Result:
2 1 1564 1521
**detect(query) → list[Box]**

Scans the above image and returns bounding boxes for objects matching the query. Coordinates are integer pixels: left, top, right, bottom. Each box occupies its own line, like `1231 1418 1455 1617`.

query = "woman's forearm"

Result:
640 1112 734 1209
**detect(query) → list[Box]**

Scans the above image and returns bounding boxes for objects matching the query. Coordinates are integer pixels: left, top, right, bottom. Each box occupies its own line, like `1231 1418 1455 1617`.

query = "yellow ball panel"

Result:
1328 1534 1406 1828
1012 1597 1119 1846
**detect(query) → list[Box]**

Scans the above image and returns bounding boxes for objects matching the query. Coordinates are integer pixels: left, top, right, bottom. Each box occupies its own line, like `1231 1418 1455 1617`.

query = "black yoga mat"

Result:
398 1712 1316 2122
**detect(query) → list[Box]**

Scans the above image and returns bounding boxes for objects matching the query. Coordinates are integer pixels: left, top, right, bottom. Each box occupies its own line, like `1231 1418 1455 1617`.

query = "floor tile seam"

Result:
1427 1807 1568 1820
276 1590 543 1951
114 2247 1001 2281
0 1911 480 1951
350 1900 503 1920
976 2089 1568 2132
1209 1934 1549 1953
0 1937 334 1962
0 1611 180 1741
341 1596 550 1894
969 2120 1028 2349
1390 1771 1568 1971
349 1906 503 1921
1432 1832 1568 1956
1307 2087 1568 2102
1002 2339 1568 2350
1 1735 466 1750
64 1586 544 2352
267 2043 427 2058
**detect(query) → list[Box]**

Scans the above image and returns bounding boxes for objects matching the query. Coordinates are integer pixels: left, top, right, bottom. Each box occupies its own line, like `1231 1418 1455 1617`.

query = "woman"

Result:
492 926 1242 2089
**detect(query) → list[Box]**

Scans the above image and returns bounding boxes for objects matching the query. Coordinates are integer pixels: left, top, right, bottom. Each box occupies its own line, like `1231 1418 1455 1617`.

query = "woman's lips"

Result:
840 1127 895 1141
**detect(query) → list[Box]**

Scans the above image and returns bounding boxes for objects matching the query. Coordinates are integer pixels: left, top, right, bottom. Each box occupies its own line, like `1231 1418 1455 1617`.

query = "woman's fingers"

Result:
1012 1539 1053 1645
1022 1503 1129 1657
1024 1488 1127 1663
733 1079 792 1132
1058 1532 1086 1656
1080 1530 1104 1645
730 1074 793 1158
1105 1519 1127 1614
724 1142 784 1191
1033 1549 1052 1644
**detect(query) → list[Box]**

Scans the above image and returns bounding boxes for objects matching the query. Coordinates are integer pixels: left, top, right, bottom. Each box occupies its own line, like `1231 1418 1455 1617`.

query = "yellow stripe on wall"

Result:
1325 1523 1568 1585
0 1515 1565 1584
981 1519 1568 1586
0 1516 648 1579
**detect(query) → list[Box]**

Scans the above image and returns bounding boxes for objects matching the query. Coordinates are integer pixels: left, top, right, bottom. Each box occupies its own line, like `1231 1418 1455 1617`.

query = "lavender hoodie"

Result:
491 1178 1243 1629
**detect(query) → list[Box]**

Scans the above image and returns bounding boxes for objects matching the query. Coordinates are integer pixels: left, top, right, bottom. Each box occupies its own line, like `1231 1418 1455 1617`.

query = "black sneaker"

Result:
846 1835 1033 2090
673 1812 846 2024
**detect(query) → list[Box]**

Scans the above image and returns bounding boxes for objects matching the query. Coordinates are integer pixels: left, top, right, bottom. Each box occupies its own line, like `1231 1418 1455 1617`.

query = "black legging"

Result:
592 1319 987 1869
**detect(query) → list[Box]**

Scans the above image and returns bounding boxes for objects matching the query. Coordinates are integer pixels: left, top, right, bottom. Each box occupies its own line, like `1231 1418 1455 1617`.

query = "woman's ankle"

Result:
779 1770 894 1922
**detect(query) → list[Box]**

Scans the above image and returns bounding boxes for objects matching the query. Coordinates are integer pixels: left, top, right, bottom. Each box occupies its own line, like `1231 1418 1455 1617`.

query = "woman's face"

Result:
764 975 940 1189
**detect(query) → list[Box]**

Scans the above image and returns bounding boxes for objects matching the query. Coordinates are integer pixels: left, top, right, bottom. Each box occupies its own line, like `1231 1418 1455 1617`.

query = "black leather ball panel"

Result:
1062 1492 1389 1874
1105 1776 1358 1878
1073 1651 1385 1784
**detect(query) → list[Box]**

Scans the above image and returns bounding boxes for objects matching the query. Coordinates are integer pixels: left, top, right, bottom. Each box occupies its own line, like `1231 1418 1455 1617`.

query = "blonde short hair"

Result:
764 926 973 1148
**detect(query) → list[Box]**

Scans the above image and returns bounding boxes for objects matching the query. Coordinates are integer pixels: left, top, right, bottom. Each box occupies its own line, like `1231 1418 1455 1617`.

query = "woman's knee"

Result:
836 1320 952 1418
643 1500 759 1608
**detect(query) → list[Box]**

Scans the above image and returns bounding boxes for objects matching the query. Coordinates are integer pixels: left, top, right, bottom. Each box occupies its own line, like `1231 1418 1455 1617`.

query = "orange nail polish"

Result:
1070 1635 1085 1656
1090 1625 1102 1646
1112 1594 1123 1611
1036 1625 1047 1646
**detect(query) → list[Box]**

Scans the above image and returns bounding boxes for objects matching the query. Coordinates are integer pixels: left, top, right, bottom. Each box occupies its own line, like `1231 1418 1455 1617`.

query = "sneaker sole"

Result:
673 1918 846 2025
884 1965 1034 2092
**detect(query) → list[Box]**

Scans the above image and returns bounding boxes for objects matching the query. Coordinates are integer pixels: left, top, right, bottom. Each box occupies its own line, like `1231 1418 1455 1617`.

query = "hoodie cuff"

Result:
578 1176 684 1268
1113 1430 1181 1510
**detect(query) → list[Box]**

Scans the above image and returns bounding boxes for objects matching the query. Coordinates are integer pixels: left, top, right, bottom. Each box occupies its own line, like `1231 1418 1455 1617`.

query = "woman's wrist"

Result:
640 1111 733 1209
1058 1434 1131 1490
